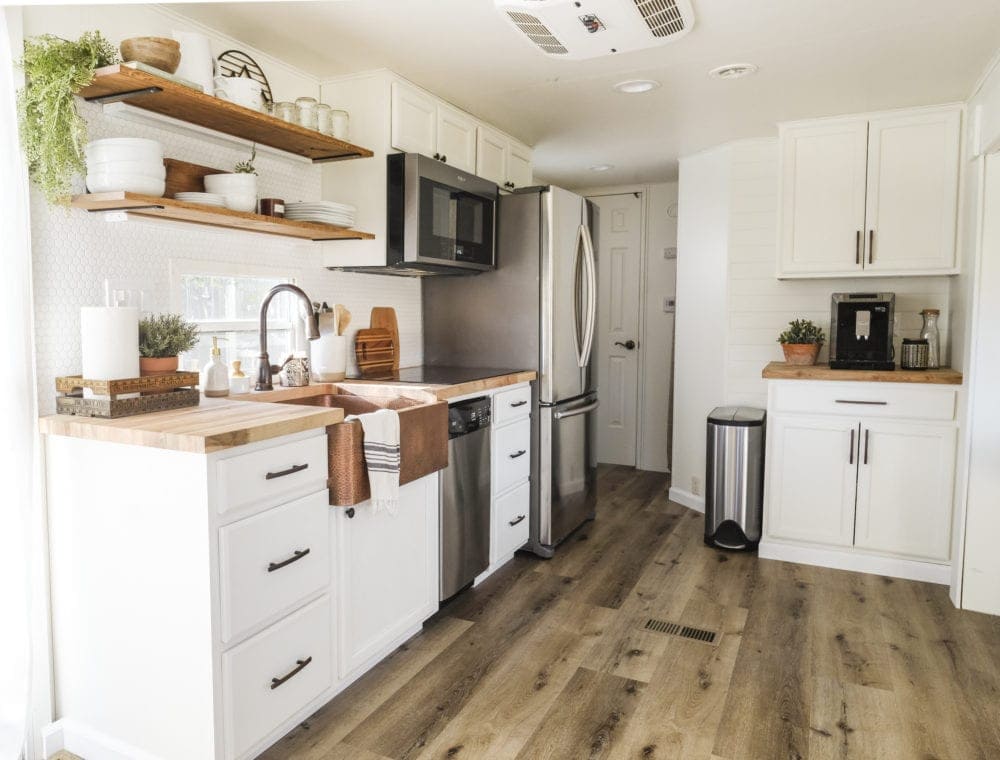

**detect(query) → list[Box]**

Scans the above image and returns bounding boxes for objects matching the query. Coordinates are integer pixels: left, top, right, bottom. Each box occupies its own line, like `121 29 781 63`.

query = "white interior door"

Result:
592 193 642 466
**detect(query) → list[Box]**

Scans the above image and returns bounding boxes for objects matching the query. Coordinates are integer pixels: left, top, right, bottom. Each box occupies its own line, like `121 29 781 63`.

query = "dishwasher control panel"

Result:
448 397 492 438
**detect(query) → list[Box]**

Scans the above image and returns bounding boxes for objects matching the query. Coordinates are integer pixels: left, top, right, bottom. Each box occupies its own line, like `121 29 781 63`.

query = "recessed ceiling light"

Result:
589 164 614 173
709 63 758 80
613 79 660 94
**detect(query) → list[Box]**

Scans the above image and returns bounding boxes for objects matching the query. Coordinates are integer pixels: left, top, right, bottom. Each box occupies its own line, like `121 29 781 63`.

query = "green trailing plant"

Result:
16 31 119 204
778 319 825 345
233 143 257 174
139 313 200 358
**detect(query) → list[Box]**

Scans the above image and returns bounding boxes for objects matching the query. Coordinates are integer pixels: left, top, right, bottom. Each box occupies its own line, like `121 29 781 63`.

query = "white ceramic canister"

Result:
312 334 349 382
172 30 215 95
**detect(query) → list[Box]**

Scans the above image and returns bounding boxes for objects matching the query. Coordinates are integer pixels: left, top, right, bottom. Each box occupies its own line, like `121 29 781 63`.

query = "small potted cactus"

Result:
778 319 825 366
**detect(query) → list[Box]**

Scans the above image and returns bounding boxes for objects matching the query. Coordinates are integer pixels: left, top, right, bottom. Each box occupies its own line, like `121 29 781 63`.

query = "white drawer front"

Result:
220 491 331 644
217 435 328 515
494 417 531 494
224 596 332 760
496 480 530 558
493 384 532 426
771 382 956 421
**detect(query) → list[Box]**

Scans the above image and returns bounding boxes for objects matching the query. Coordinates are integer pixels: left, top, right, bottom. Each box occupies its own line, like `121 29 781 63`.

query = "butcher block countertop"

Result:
39 398 343 454
762 362 963 385
426 370 536 400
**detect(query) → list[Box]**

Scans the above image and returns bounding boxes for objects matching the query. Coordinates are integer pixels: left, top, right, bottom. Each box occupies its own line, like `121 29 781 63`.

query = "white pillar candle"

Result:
81 307 140 396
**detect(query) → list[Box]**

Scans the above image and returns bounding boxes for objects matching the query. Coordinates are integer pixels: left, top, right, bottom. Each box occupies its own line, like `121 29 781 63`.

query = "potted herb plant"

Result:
204 144 258 212
16 31 119 204
778 319 825 366
139 313 200 375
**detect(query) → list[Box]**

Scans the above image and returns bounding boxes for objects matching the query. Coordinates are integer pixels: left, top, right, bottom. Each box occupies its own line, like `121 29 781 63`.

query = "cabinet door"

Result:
854 421 956 561
778 119 869 276
476 125 509 186
335 475 438 678
390 81 437 156
766 415 860 547
436 103 477 173
864 109 961 273
507 138 534 190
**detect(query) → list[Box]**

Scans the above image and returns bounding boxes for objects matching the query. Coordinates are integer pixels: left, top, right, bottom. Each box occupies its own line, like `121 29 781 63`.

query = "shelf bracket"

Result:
312 153 367 163
84 204 165 213
84 86 163 105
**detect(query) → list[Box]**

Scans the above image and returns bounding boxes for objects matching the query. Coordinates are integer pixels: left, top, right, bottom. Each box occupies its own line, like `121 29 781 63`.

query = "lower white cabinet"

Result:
334 475 439 678
488 383 532 569
495 480 530 560
763 380 959 580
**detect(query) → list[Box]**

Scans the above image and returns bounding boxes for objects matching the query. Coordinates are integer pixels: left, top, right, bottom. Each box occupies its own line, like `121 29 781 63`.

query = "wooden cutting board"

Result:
354 328 395 375
370 307 400 370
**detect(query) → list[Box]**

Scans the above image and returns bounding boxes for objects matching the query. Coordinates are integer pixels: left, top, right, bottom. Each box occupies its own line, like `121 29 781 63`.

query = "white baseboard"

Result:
758 539 951 585
668 486 704 513
43 719 161 760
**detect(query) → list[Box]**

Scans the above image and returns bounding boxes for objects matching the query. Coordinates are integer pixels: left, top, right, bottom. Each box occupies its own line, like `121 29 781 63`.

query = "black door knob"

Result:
614 340 636 350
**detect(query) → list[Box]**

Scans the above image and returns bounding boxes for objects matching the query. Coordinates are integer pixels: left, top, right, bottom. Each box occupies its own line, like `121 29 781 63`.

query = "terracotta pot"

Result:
781 343 822 366
140 356 179 376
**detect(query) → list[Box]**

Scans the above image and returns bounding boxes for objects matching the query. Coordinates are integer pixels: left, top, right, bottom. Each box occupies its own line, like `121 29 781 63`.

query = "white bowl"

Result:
85 138 163 164
86 172 165 196
223 194 257 213
204 173 257 195
86 159 166 179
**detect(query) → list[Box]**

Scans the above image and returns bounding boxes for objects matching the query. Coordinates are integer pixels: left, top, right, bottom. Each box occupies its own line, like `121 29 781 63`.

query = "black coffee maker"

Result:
830 293 895 370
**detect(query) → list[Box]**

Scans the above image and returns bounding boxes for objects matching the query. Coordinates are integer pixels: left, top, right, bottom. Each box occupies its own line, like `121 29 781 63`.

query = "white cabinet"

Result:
777 105 961 278
334 475 439 679
766 415 859 548
477 125 534 191
487 383 532 569
391 81 478 174
762 380 959 582
854 420 956 561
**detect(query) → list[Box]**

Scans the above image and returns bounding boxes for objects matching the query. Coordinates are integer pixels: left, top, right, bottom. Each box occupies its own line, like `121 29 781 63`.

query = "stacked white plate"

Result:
285 201 356 228
175 192 226 208
85 138 165 196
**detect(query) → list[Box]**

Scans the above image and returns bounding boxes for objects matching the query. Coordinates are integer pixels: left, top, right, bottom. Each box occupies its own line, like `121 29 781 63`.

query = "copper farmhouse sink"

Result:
243 383 448 506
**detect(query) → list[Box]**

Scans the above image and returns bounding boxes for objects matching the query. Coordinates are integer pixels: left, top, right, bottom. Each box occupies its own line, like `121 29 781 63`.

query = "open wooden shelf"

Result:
76 64 374 163
71 192 375 242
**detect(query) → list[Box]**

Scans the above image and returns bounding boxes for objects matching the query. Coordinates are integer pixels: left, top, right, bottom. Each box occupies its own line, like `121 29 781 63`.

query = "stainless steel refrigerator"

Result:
423 185 599 557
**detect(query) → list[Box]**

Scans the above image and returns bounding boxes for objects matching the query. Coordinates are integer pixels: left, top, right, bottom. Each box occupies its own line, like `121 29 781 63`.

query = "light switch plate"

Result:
663 297 676 313
664 247 677 260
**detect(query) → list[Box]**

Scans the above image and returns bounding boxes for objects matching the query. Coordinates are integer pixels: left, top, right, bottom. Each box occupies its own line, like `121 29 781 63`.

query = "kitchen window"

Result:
171 261 299 373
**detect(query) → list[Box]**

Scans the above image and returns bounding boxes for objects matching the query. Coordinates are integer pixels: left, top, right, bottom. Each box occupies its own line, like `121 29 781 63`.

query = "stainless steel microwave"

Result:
382 153 498 276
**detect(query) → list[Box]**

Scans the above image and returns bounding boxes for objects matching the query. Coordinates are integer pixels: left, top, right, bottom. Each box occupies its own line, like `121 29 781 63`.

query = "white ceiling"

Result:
168 0 1000 188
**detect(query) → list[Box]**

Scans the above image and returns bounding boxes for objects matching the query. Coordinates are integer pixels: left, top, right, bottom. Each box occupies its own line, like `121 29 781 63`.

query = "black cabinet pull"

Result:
345 507 356 518
265 463 309 480
433 152 440 160
267 548 310 573
270 656 312 690
509 449 526 459
863 429 870 465
441 154 447 163
509 514 526 526
855 230 861 265
834 400 888 406
868 230 875 264
510 400 528 408
849 428 855 465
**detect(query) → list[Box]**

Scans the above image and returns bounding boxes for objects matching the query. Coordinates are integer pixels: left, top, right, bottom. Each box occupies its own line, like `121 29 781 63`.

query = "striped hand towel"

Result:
353 408 401 515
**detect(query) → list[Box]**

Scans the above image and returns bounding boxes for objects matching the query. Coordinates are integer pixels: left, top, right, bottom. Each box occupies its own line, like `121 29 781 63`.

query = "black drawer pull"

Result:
509 514 526 526
834 400 888 406
267 548 310 573
270 656 312 690
510 400 528 408
265 463 309 480
509 449 526 459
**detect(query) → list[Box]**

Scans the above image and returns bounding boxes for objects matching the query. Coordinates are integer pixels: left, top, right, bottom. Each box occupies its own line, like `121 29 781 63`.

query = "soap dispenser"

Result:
201 336 230 397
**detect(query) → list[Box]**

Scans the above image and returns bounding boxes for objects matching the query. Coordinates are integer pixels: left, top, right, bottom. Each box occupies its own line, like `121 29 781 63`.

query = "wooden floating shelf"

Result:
70 192 376 242
76 64 374 163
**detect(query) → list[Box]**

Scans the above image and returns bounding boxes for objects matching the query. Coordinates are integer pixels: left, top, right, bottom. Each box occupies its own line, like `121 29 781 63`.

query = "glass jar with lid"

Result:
295 97 318 130
919 309 941 369
315 103 333 136
330 109 350 140
273 101 297 124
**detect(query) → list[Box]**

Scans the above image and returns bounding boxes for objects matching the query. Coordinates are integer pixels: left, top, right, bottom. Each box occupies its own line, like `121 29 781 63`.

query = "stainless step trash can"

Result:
705 406 766 551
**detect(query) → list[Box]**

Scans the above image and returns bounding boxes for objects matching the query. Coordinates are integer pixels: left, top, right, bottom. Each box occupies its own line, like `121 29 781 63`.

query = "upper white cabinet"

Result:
477 126 534 191
778 105 962 278
391 81 506 176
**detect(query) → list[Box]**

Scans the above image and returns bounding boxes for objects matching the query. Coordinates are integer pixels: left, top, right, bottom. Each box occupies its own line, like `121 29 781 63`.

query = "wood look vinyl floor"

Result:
261 466 1000 760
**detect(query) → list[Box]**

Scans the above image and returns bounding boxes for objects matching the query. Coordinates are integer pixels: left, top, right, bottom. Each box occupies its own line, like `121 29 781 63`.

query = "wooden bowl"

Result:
120 37 181 74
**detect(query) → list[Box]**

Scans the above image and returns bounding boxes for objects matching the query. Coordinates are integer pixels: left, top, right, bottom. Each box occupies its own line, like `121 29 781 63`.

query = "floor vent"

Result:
644 618 718 644
506 11 569 55
632 0 687 38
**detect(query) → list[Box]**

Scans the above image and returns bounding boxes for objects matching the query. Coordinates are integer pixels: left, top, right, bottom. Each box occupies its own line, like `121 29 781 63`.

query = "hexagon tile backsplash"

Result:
31 100 421 415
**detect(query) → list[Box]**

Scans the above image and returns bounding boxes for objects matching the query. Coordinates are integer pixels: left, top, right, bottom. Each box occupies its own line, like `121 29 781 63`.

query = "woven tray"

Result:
56 388 201 419
56 371 200 397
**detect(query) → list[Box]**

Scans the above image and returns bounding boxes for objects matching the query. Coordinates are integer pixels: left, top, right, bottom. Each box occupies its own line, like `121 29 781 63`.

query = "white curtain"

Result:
0 8 45 760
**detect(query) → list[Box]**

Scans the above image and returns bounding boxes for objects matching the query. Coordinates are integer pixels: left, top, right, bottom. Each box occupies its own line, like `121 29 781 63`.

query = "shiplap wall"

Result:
725 139 952 408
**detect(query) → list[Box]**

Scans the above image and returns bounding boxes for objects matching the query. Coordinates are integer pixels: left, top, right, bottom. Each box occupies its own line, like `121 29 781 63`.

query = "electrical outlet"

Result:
691 475 701 496
664 246 677 260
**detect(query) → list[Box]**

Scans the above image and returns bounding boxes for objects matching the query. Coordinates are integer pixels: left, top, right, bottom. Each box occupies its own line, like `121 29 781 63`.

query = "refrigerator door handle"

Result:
579 220 597 368
572 223 586 367
553 398 600 420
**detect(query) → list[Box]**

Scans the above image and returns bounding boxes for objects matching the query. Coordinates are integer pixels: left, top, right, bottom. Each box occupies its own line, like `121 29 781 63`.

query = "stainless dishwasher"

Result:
440 396 491 601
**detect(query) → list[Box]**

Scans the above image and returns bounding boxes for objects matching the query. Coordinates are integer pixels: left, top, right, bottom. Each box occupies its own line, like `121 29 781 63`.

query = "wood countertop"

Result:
39 397 343 454
762 362 963 385
427 370 537 401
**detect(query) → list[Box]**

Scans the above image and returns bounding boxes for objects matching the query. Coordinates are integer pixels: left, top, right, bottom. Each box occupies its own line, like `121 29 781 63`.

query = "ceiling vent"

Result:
496 0 694 59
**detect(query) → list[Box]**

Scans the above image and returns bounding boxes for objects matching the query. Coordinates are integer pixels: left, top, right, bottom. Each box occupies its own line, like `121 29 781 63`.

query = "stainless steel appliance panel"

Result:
440 425 491 601
536 393 599 548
